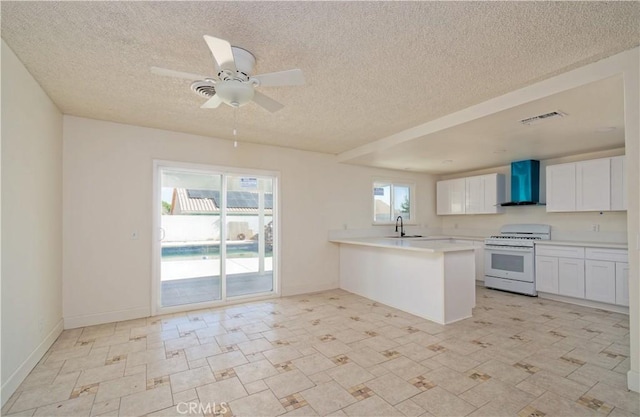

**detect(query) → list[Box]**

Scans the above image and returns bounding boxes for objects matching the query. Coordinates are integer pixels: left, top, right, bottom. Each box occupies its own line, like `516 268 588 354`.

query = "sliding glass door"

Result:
155 163 277 311
159 169 222 307
224 176 274 297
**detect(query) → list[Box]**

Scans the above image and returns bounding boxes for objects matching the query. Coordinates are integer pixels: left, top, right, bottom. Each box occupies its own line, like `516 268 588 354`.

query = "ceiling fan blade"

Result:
200 95 222 109
254 69 305 87
252 91 284 112
203 35 237 73
150 66 208 81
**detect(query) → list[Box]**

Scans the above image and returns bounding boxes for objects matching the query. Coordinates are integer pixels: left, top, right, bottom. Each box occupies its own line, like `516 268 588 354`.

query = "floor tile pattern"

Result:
3 286 638 416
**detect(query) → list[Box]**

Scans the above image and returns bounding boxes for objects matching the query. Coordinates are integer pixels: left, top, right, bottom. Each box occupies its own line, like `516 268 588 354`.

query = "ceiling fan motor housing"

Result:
218 47 256 79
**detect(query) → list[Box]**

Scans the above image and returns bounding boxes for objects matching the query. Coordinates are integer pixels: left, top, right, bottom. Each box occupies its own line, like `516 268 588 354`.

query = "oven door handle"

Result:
484 245 533 252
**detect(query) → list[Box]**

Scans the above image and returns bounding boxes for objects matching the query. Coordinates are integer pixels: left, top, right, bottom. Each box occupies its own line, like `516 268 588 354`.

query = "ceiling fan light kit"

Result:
151 35 305 113
215 81 255 108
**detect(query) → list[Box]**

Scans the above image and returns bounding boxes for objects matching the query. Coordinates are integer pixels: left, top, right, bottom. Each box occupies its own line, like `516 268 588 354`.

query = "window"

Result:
373 181 415 223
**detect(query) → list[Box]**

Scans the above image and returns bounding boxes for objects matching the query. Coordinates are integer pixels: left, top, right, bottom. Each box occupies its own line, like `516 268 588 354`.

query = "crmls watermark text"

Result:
176 401 229 415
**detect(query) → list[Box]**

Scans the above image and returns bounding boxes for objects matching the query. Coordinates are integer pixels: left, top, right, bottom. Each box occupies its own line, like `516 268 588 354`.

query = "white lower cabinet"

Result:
535 244 627 308
585 260 616 304
535 256 558 293
615 262 629 306
558 258 585 298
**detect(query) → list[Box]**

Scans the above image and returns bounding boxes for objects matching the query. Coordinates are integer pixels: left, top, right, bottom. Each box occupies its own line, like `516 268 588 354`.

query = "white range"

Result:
484 224 551 296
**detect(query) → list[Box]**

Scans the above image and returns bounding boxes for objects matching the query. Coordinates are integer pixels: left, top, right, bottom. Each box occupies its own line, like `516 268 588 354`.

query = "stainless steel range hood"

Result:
501 160 541 206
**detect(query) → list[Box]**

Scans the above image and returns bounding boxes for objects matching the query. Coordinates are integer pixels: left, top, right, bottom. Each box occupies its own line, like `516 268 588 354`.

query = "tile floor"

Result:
2 286 638 417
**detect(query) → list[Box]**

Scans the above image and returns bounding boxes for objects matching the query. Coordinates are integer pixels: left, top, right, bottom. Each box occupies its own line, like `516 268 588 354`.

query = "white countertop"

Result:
429 235 485 242
329 237 477 253
535 240 628 250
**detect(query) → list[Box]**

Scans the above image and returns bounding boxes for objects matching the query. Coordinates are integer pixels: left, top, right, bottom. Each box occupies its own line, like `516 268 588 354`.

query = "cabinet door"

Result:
546 163 576 212
436 181 451 215
615 262 629 306
610 156 626 211
449 178 466 214
558 258 585 298
576 159 611 211
536 256 558 294
465 176 484 214
482 173 505 214
585 260 616 303
437 179 466 215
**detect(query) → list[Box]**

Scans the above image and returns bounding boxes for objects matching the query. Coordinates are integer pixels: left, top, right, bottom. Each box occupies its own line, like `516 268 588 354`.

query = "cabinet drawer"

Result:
585 248 628 262
536 246 584 259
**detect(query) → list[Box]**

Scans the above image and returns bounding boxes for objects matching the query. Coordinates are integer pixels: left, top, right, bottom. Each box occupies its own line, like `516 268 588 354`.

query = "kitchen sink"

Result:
385 235 424 238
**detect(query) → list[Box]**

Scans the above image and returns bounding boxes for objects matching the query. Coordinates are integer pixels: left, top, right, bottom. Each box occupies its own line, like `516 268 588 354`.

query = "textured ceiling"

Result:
1 1 639 160
346 75 626 174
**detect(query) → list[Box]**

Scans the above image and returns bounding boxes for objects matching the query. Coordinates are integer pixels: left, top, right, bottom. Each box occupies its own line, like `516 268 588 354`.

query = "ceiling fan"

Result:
151 35 305 112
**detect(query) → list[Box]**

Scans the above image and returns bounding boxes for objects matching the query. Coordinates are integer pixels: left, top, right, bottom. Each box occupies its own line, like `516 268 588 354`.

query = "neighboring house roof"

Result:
170 188 274 215
374 199 391 214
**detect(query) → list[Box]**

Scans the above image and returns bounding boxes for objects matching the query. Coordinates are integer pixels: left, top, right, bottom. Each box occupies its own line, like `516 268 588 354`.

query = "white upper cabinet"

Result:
546 156 626 213
610 156 626 211
438 174 504 215
437 178 466 215
465 176 484 214
465 173 505 214
546 163 576 212
576 159 610 211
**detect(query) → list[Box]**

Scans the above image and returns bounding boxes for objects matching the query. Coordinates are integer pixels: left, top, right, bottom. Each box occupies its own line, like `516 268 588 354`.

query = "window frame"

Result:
372 179 416 225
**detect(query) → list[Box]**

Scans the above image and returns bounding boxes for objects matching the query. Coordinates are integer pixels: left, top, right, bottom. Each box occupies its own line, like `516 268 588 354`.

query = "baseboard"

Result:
1 319 63 407
64 306 150 329
538 292 629 315
282 281 339 297
628 370 639 393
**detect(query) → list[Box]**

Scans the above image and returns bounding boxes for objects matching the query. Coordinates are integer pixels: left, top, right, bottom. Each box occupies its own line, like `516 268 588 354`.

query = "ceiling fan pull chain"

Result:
233 106 238 137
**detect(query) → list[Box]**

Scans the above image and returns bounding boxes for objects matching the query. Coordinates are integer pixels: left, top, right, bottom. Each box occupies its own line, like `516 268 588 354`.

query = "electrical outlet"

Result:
591 224 600 232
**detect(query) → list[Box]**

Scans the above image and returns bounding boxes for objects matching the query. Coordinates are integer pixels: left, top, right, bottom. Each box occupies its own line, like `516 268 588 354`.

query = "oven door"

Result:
484 244 534 282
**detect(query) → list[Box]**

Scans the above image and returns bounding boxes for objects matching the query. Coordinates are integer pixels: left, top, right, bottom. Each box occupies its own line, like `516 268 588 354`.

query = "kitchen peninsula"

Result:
330 237 476 325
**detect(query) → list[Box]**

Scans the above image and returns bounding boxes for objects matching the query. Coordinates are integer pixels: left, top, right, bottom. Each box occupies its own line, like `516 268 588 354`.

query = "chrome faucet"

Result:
395 215 405 237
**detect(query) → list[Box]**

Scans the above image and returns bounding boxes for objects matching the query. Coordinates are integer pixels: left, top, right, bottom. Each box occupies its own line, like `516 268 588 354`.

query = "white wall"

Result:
439 149 628 242
1 41 64 405
620 48 639 393
62 116 438 327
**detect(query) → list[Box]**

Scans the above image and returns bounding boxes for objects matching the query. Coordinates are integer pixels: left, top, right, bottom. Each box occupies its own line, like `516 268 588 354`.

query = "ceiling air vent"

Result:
519 110 567 126
190 81 216 98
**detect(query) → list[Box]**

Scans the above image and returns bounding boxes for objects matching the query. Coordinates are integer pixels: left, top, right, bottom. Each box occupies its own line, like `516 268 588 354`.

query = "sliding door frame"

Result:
151 159 280 316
